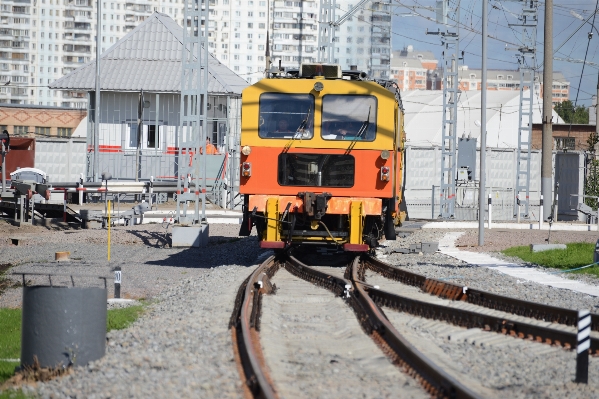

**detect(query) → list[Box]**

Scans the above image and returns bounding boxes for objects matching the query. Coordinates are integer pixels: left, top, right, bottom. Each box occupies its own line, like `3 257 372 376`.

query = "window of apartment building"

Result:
14 126 28 135
221 54 227 60
234 22 240 28
222 43 228 48
470 82 476 88
235 33 240 38
248 11 253 17
248 33 253 39
234 44 240 49
507 75 513 80
235 11 240 16
259 12 265 17
248 23 253 28
247 55 252 60
259 1 265 5
497 75 503 79
470 74 475 79
247 44 252 49
35 127 50 136
234 55 239 60
234 66 239 71
57 127 72 138
259 23 265 29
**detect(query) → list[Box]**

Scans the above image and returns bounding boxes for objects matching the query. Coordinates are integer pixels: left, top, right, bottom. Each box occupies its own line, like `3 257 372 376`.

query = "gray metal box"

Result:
172 224 209 247
421 242 439 254
457 137 477 181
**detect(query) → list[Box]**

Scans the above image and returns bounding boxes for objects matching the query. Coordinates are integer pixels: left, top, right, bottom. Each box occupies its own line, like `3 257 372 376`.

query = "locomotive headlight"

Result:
241 145 252 156
242 162 252 177
380 150 390 160
380 166 390 182
313 82 324 92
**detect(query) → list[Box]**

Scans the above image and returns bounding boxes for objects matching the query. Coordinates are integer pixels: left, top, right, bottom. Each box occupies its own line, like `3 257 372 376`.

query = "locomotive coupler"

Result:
296 192 332 220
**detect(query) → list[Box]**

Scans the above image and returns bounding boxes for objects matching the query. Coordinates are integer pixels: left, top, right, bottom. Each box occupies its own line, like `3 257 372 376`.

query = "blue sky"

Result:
389 1 599 107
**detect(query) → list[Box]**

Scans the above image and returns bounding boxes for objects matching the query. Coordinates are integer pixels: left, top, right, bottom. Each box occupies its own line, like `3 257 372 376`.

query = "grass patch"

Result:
0 303 146 386
502 242 599 277
0 389 28 399
0 309 21 384
106 304 145 332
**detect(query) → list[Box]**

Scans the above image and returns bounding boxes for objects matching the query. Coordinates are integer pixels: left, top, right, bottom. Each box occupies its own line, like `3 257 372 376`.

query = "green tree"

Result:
585 159 599 209
554 100 589 124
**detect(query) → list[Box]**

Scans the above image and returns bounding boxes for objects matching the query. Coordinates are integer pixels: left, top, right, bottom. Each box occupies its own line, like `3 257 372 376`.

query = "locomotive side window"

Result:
258 93 314 139
321 95 377 141
277 153 355 187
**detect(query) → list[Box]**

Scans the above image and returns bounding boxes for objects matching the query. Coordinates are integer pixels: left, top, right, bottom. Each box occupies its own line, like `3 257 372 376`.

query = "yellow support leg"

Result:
349 201 364 245
265 197 280 242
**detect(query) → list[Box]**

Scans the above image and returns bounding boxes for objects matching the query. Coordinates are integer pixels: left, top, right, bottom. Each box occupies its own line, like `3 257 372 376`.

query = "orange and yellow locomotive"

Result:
238 64 406 251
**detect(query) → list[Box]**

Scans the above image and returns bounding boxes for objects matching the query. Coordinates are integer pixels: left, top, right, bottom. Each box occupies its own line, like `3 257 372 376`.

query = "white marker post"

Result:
576 309 591 383
539 195 544 229
114 266 121 299
487 194 492 229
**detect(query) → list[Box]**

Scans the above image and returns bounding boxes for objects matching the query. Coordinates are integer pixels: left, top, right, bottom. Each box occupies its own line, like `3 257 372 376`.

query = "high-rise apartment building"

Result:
1 0 392 106
204 0 393 83
1 0 186 107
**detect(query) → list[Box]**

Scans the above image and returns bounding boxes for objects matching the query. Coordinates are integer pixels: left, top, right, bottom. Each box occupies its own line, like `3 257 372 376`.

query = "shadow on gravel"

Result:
144 236 264 268
127 229 170 248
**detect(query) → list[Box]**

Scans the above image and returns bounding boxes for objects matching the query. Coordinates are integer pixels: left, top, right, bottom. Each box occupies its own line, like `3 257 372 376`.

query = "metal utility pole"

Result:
428 0 460 219
318 0 336 63
94 0 101 182
317 0 369 64
176 0 209 224
542 0 553 221
478 0 488 245
505 0 539 219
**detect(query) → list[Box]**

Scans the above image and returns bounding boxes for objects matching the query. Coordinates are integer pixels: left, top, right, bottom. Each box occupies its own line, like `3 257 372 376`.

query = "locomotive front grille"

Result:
277 153 354 188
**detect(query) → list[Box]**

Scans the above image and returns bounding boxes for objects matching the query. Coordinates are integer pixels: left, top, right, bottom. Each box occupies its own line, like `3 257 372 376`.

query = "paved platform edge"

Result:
422 221 598 231
438 232 599 298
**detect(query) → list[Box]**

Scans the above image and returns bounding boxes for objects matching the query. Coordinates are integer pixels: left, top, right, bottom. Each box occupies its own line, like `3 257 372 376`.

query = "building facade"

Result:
0 103 86 137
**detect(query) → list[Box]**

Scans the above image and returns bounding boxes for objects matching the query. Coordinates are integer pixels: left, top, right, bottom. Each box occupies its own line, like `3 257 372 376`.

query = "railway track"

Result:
230 251 599 399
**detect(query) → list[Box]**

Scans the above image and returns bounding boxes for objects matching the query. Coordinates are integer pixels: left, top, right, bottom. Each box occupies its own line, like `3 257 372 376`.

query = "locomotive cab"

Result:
239 63 406 251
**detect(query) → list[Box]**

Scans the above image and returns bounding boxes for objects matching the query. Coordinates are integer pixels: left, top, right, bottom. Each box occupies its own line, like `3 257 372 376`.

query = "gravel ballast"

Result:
2 221 599 397
382 229 599 312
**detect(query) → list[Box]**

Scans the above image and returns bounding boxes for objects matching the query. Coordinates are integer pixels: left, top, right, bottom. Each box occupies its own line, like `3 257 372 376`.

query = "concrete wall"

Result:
35 138 87 182
403 146 584 221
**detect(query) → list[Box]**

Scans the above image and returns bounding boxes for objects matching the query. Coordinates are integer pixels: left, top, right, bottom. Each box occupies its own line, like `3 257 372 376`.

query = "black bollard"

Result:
576 309 590 384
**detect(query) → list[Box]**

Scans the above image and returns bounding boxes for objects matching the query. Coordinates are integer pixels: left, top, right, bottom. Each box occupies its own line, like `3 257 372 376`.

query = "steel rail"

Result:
364 254 599 332
349 257 481 399
283 254 480 399
230 255 280 399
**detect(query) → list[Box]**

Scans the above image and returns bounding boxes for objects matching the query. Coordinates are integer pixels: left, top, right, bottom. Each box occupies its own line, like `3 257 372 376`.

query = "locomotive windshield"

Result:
321 95 377 141
277 153 355 187
259 93 315 139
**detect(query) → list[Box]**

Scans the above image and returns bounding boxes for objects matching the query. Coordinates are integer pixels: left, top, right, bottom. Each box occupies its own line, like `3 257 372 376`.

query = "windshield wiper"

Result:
284 106 312 151
294 105 312 138
353 105 371 140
